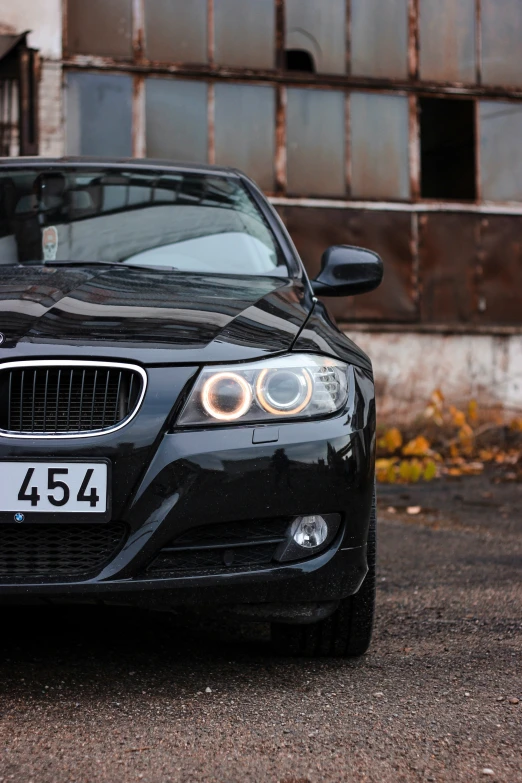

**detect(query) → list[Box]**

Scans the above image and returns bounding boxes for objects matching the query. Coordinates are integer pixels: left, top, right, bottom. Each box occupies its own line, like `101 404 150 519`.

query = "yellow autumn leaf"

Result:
449 405 467 428
423 459 437 481
467 399 478 423
424 388 445 425
509 417 522 432
409 460 422 483
402 436 431 456
399 460 412 481
384 427 403 453
386 462 397 483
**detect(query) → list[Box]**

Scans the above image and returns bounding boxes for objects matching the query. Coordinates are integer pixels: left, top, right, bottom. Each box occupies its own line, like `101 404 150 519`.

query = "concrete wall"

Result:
0 0 64 156
351 330 522 422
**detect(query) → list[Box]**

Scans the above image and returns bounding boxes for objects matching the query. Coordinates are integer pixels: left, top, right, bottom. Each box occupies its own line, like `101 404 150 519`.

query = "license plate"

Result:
0 462 108 514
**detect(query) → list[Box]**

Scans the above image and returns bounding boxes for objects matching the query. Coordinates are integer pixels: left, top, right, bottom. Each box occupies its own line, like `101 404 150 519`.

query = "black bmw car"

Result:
0 159 382 657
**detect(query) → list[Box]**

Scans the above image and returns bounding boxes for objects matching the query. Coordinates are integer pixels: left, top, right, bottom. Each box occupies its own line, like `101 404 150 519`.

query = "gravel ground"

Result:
0 474 521 783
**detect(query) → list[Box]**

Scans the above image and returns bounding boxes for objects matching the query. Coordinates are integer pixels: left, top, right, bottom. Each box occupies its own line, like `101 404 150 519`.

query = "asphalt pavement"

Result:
1 473 521 782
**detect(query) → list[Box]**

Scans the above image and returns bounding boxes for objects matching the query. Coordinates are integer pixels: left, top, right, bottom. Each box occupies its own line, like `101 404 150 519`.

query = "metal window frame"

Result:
61 0 522 208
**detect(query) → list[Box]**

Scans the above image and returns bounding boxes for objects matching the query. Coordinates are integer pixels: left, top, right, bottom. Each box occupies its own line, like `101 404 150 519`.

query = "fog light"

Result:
290 515 328 549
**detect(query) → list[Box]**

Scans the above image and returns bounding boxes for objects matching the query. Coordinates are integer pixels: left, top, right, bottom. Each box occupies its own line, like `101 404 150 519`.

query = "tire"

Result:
271 486 377 658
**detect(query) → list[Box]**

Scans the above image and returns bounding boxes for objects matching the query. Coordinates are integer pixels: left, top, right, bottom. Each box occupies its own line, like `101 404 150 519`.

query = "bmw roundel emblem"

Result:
14 512 25 523
0 333 4 345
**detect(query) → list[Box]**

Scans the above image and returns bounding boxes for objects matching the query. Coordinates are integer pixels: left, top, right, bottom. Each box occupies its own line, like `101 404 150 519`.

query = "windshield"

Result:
0 167 289 276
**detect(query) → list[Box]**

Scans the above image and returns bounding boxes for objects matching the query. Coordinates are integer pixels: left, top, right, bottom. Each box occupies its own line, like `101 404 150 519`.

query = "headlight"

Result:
177 354 349 426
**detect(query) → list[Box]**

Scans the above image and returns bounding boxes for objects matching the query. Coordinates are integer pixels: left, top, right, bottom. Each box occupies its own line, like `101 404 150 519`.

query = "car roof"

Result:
0 156 242 178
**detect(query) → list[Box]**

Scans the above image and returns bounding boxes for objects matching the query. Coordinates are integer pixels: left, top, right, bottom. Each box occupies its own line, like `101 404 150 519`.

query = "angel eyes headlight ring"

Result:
201 371 253 421
256 367 313 416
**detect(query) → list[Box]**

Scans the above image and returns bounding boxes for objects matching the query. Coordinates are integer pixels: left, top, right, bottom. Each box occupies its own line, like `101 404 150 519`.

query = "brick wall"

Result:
39 59 64 157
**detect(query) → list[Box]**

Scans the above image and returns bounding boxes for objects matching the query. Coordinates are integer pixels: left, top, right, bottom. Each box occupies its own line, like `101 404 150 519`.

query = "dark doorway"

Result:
419 97 476 200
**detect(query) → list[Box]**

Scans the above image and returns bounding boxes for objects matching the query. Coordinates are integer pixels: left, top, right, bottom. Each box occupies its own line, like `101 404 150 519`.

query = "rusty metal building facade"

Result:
1 0 522 416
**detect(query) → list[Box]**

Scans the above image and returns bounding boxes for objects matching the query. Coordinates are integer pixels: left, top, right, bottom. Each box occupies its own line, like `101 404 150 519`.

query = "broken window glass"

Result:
285 0 346 74
420 97 476 200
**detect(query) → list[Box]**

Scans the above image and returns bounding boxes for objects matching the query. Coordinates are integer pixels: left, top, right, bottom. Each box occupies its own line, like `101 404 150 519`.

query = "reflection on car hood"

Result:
0 265 310 364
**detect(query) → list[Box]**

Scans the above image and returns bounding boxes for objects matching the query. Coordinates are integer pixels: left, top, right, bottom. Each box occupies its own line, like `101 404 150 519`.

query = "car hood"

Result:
0 265 311 365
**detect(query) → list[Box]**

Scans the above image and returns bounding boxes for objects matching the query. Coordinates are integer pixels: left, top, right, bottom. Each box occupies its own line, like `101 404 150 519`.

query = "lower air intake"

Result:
0 522 127 580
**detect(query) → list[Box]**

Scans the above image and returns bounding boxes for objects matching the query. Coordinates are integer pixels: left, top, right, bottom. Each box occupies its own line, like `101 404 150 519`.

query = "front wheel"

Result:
271 487 376 658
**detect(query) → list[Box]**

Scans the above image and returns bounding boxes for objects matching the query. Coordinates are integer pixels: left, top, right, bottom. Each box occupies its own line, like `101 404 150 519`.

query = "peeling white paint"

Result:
0 0 62 59
349 331 522 421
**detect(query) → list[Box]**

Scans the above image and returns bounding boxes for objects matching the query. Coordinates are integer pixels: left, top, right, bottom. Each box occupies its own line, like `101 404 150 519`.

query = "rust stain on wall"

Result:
476 215 522 325
418 212 479 324
276 205 417 323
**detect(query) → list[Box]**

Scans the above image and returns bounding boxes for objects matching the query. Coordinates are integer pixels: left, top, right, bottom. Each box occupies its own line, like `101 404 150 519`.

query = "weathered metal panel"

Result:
66 0 133 58
350 92 410 200
275 206 417 322
66 71 133 157
477 215 522 325
285 0 346 75
215 83 275 191
144 0 207 64
145 78 208 162
351 0 408 79
418 213 478 323
214 0 275 69
481 0 522 87
286 88 345 197
479 101 522 202
419 0 476 83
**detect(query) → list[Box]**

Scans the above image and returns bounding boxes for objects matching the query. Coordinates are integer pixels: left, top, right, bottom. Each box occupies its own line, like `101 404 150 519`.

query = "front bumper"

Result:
0 367 376 612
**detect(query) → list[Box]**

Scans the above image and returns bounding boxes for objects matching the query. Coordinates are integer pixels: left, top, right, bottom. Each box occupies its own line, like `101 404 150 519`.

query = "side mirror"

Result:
311 245 384 297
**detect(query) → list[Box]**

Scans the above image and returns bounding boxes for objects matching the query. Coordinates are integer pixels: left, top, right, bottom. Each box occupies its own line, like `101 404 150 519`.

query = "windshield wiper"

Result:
43 260 122 267
40 260 179 271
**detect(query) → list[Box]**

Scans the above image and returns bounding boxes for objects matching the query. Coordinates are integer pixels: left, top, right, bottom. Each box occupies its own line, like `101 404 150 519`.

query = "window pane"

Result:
351 0 408 79
67 0 132 58
482 0 522 86
350 93 410 200
144 0 207 63
420 98 476 200
215 84 275 191
146 79 208 163
285 0 346 74
66 72 132 157
214 0 275 69
419 0 476 82
480 101 522 201
287 89 345 197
